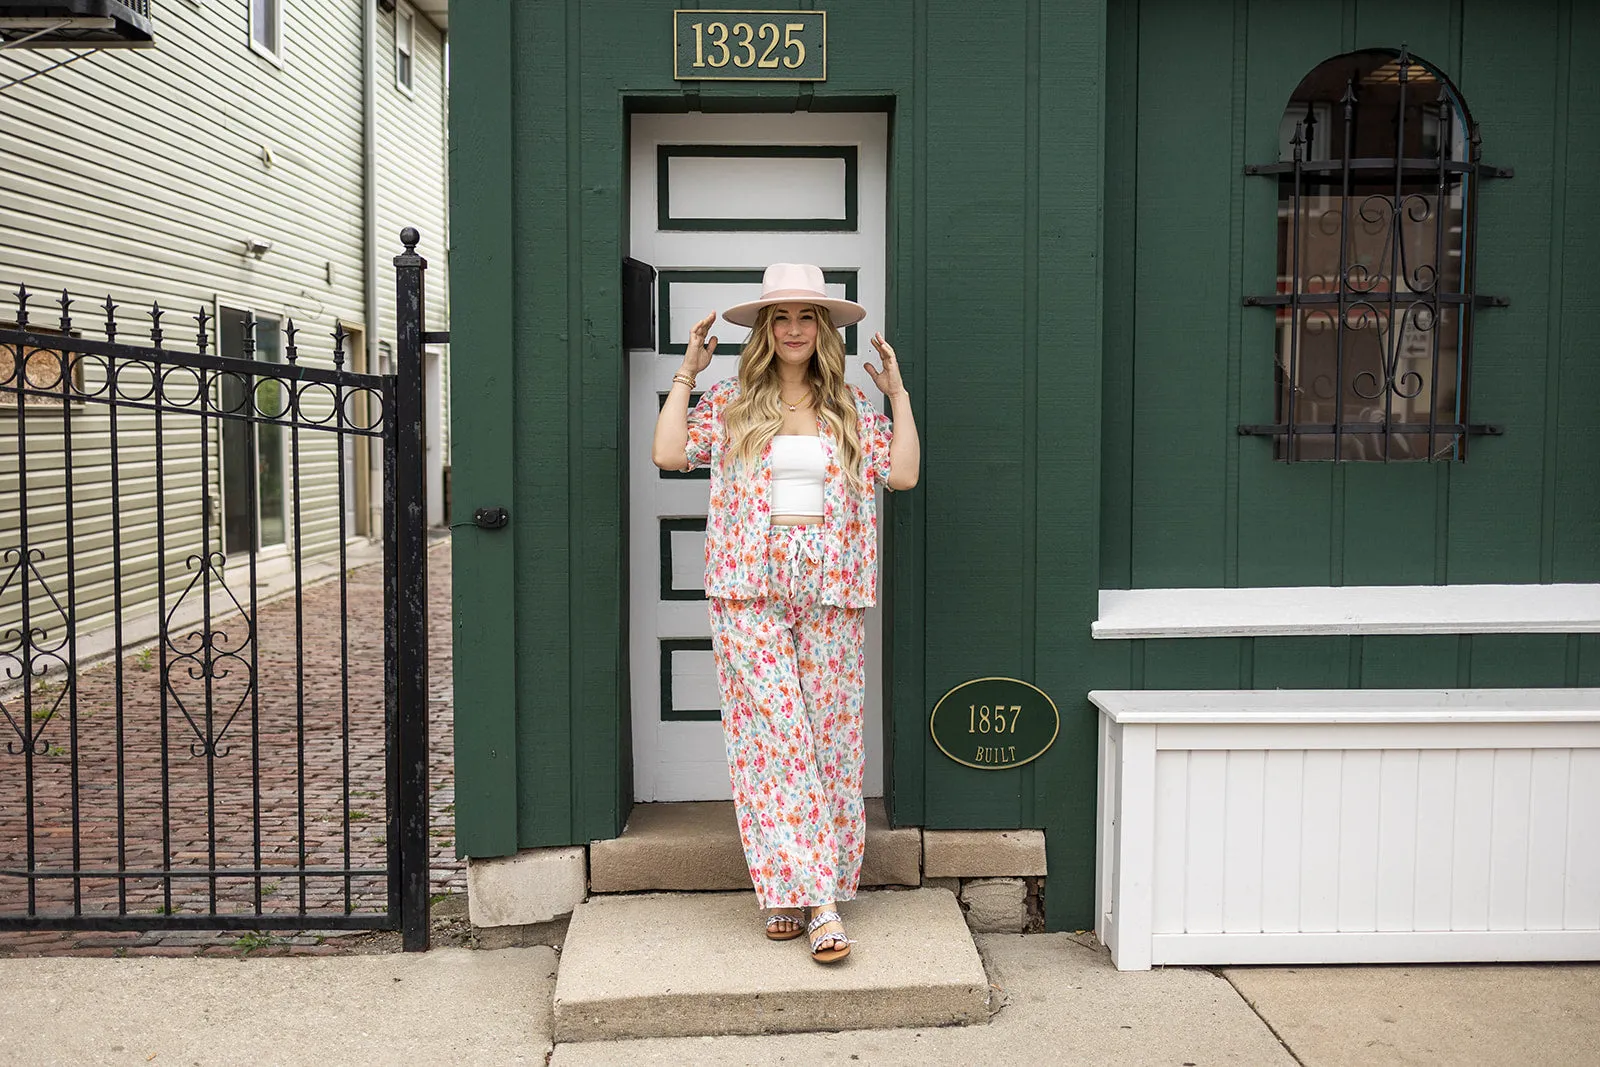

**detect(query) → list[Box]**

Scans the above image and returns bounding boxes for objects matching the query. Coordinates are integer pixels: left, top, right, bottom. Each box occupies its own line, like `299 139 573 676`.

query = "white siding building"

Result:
0 0 449 648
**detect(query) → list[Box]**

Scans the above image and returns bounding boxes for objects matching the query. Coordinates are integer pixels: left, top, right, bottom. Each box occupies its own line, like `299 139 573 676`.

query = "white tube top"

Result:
769 435 826 515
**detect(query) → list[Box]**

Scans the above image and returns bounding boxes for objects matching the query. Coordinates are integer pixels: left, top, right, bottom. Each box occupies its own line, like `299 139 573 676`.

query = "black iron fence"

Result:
0 231 439 949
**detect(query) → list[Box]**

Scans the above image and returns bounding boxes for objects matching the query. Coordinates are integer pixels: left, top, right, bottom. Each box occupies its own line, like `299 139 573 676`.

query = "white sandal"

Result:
806 910 854 963
764 910 804 941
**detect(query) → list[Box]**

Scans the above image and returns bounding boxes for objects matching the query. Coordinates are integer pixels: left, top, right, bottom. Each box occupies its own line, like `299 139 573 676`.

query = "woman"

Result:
652 263 919 963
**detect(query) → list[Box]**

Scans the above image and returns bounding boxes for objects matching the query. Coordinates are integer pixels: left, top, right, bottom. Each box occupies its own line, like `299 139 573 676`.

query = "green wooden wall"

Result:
1102 0 1600 590
449 0 1596 933
450 0 1110 930
1091 0 1600 929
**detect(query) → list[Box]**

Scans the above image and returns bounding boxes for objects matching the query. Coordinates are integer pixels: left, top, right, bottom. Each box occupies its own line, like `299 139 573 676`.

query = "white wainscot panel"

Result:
667 154 848 222
670 647 720 714
666 278 857 353
669 527 707 593
1093 689 1600 969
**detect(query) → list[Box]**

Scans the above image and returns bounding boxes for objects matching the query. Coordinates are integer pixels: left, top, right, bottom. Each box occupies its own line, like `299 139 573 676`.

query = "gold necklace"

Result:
779 387 812 412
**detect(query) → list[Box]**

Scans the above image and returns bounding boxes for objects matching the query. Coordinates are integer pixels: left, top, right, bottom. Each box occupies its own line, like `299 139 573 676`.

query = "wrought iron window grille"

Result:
1240 47 1510 462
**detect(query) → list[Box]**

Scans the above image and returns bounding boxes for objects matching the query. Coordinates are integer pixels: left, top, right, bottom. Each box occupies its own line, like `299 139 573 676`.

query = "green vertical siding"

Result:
450 0 1593 936
449 0 519 857
1106 634 1583 691
1033 0 1111 920
450 0 1110 929
1552 3 1600 581
1103 0 1600 590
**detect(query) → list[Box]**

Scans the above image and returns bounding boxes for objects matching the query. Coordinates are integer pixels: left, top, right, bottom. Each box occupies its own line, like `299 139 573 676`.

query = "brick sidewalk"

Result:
0 539 460 957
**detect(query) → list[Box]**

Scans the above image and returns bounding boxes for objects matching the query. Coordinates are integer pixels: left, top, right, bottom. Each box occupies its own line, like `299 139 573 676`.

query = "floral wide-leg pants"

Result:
708 525 867 909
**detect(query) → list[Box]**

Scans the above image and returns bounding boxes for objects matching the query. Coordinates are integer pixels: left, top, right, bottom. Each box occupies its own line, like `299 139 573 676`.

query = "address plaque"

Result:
673 10 827 81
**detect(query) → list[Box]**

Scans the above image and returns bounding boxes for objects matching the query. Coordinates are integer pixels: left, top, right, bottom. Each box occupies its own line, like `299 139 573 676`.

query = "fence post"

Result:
393 228 431 951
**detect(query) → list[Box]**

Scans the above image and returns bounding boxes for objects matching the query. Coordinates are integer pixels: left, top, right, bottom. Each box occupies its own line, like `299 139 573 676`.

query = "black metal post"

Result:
393 228 431 951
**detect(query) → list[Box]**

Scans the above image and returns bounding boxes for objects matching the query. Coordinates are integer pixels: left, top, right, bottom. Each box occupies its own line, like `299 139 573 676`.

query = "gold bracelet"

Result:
671 373 696 389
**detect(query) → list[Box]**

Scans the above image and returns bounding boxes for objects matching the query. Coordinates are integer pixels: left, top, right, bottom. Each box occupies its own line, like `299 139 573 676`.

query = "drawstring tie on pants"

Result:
783 524 823 601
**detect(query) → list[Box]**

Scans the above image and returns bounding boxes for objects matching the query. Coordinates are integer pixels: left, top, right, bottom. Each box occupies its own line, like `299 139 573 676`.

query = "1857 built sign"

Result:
673 10 826 81
930 677 1060 771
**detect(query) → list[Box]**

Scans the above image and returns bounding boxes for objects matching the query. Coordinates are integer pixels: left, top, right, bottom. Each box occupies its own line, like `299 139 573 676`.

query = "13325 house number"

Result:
673 11 827 81
929 677 1060 771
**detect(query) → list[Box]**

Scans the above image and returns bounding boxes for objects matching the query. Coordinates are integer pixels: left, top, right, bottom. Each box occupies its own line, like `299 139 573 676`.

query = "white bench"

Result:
1092 688 1600 970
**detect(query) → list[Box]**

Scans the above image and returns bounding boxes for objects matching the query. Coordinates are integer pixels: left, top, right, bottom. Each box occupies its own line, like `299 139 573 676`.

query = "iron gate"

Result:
0 232 439 950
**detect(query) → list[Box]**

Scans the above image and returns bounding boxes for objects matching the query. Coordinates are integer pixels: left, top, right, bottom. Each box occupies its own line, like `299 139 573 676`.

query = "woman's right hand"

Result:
682 312 718 376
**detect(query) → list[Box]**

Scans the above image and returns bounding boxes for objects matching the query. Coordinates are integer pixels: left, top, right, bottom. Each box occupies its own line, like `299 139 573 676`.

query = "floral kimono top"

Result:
685 378 894 608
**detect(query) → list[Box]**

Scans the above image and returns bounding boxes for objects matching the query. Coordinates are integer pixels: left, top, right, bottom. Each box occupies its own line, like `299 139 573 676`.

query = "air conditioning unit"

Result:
0 1 154 47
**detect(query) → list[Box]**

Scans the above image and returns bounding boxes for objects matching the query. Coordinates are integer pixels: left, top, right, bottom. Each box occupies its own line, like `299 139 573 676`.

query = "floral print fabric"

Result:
710 525 867 908
686 378 893 609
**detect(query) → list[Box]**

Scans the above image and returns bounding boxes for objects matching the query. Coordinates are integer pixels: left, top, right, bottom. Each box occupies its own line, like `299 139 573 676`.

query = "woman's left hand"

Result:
865 332 906 398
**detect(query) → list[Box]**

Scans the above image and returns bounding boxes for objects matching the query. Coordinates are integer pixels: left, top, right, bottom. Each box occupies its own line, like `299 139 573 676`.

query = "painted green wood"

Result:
1233 0 1344 587
1251 637 1352 688
507 0 576 846
1142 639 1248 689
1219 0 1249 588
449 0 1592 939
919 0 1031 831
576 9 635 840
1097 0 1139 590
448 0 520 860
1128 0 1236 588
1552 1 1600 582
1352 0 1459 64
1031 0 1110 929
1580 636 1600 686
887 0 930 830
1359 635 1461 687
1446 1 1561 584
1110 0 1594 591
1535 1 1574 586
1468 635 1571 688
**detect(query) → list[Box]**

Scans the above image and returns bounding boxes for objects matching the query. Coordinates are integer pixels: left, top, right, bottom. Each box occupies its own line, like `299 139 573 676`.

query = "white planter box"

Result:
1092 689 1600 970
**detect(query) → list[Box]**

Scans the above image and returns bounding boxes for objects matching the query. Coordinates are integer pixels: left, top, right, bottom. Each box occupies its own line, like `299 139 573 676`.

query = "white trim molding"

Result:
1093 688 1600 970
1094 583 1600 639
248 0 285 67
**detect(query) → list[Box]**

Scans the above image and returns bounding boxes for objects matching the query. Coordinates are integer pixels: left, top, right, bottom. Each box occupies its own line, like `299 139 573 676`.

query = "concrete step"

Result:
589 798 921 892
552 888 989 1042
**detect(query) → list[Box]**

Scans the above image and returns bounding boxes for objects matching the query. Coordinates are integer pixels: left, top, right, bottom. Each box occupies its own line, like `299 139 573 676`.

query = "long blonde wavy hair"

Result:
722 303 866 495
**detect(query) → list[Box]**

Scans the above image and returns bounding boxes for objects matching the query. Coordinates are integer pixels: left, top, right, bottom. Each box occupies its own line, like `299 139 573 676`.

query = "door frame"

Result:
621 100 909 815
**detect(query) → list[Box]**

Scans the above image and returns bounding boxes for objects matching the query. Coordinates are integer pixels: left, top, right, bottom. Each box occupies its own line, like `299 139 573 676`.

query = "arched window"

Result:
1242 48 1508 461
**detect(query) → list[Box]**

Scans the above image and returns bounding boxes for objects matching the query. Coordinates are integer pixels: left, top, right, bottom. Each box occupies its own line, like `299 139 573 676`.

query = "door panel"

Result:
628 111 888 802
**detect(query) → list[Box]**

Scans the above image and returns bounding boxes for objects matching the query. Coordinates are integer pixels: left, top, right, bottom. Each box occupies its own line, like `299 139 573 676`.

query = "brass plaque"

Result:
929 677 1061 771
673 10 826 81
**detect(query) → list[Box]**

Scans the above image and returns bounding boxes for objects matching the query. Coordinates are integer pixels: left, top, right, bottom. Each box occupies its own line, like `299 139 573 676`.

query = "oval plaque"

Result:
929 677 1060 771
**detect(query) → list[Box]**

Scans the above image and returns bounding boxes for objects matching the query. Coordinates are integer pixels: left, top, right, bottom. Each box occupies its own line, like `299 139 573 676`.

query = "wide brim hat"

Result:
720 262 867 328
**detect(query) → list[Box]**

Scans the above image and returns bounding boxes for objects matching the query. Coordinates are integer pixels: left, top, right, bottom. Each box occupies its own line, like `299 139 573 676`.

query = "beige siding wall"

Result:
0 1 448 648
377 3 450 469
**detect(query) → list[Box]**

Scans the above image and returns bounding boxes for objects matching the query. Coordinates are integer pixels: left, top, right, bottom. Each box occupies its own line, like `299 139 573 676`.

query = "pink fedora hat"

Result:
720 263 867 328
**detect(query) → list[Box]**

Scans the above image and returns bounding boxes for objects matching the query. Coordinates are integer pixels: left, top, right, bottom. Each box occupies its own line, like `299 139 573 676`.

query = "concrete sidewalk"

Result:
0 948 557 1066
3 934 1596 1065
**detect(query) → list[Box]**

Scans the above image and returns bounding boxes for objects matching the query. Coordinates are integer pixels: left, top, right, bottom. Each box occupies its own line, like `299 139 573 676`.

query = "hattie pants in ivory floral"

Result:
708 525 867 909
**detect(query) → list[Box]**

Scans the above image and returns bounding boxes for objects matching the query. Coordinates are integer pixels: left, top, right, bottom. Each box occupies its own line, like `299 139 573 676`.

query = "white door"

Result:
629 111 888 803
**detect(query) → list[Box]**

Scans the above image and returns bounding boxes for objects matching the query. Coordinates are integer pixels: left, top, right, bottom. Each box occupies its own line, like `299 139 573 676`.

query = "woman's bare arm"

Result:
652 312 717 470
865 331 919 490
